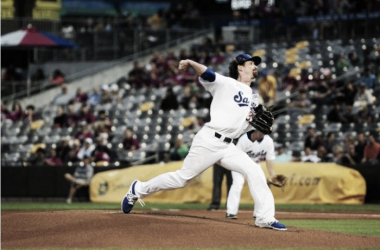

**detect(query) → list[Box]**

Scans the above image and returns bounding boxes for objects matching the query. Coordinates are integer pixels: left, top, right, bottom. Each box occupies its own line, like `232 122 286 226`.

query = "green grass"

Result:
2 202 380 212
282 219 380 237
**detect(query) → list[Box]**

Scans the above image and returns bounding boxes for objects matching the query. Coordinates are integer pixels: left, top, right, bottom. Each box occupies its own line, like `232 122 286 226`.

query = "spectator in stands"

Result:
128 61 146 88
77 138 96 160
362 132 380 165
289 89 311 109
341 105 357 123
298 69 310 89
291 151 302 162
353 84 374 107
92 135 111 164
110 83 123 105
7 100 23 121
66 139 81 163
327 102 345 123
332 145 344 165
274 144 292 162
53 85 73 106
87 87 102 106
64 155 94 204
27 147 46 166
279 68 298 92
360 67 377 89
56 137 71 163
77 104 95 125
100 84 112 104
179 86 193 109
341 142 360 167
160 87 179 111
324 132 339 154
75 124 93 144
301 147 321 163
50 69 65 86
73 87 88 104
355 132 367 161
316 145 332 162
122 128 140 152
94 110 112 131
53 106 68 128
336 54 350 75
169 138 189 161
304 127 324 151
45 149 62 166
66 104 78 128
357 105 374 124
348 52 361 67
147 9 166 29
31 68 45 82
23 105 36 122
337 82 357 106
258 70 277 104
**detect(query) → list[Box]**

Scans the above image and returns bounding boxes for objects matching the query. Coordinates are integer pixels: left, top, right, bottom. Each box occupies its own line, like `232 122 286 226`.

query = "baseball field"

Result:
2 202 380 250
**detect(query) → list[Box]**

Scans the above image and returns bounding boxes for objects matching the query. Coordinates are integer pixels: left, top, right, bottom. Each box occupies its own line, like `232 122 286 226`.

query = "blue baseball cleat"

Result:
255 220 287 231
121 180 145 214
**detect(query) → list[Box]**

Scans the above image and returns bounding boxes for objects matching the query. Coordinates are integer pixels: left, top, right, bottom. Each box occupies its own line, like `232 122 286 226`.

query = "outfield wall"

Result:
90 162 366 205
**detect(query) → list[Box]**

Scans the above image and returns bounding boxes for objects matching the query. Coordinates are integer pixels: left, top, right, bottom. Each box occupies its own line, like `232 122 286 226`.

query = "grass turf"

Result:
2 202 380 212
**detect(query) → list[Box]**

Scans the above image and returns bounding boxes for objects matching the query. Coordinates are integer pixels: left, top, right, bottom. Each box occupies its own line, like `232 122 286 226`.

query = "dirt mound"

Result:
2 210 380 249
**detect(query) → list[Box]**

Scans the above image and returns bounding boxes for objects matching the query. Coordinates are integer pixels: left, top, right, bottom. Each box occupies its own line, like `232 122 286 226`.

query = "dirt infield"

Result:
2 209 380 249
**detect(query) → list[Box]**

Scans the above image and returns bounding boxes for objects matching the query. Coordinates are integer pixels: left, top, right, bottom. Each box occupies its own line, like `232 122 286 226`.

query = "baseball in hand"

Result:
178 60 189 71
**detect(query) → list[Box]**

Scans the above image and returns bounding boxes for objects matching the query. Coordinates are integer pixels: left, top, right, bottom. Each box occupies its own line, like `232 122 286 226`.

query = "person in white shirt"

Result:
226 132 277 219
121 53 287 230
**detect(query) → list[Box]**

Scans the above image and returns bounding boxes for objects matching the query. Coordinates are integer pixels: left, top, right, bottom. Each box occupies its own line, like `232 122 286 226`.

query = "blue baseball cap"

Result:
235 53 261 66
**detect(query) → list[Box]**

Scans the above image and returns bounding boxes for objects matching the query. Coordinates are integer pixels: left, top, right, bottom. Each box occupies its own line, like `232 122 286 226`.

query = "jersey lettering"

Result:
246 150 267 162
234 91 249 107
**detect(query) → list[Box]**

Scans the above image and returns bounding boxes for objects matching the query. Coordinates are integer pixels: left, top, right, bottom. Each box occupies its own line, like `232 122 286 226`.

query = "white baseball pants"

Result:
134 126 276 224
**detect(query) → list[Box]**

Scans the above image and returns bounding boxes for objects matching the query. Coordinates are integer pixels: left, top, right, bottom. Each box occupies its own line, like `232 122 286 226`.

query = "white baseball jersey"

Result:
236 133 275 163
227 132 276 216
199 72 256 138
132 71 277 224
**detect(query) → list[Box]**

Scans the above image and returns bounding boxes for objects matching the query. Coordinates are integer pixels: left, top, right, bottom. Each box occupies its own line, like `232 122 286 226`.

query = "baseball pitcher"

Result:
121 53 287 231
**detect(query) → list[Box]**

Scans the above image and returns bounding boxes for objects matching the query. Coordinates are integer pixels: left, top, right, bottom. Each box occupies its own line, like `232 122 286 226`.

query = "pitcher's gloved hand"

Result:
249 104 274 135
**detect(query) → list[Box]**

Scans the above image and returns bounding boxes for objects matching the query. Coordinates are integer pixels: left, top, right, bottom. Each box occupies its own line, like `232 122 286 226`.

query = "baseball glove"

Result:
249 105 274 135
268 175 287 188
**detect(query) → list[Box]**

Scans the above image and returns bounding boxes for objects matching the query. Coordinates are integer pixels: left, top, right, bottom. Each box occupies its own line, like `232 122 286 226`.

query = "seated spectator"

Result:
160 87 179 111
53 106 68 128
304 127 324 151
324 132 339 154
327 102 345 123
27 147 46 166
56 137 71 162
169 138 189 161
77 104 95 125
23 105 36 122
357 105 374 124
332 145 344 165
279 68 298 92
353 84 374 107
73 87 88 103
336 54 350 75
291 151 301 162
360 67 376 89
92 136 111 164
290 89 311 109
50 69 65 86
348 52 361 67
275 144 292 162
316 146 332 162
64 156 94 204
110 83 124 105
341 142 360 167
66 104 78 128
45 149 62 166
179 86 192 109
362 132 380 165
66 139 81 163
100 84 112 104
53 85 73 106
341 105 357 124
258 70 277 104
87 87 102 106
128 61 146 88
75 124 93 144
31 68 45 82
94 110 112 130
336 82 357 106
122 128 140 152
7 100 23 121
355 132 367 161
301 147 321 163
77 138 96 160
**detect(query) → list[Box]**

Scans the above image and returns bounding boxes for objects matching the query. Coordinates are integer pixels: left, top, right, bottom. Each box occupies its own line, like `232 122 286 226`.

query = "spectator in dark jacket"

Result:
304 127 324 151
160 87 179 111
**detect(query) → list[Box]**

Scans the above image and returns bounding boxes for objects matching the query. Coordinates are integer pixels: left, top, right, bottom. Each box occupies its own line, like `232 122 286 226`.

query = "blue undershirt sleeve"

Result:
200 68 216 82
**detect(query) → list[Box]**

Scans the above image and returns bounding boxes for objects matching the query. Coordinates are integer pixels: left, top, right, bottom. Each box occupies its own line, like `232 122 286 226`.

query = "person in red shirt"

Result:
362 133 380 165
